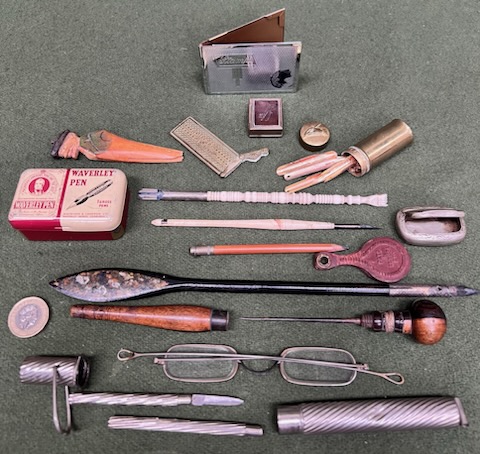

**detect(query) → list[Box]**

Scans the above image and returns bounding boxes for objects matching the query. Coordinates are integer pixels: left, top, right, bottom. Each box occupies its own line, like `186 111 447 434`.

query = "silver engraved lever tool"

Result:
170 117 269 177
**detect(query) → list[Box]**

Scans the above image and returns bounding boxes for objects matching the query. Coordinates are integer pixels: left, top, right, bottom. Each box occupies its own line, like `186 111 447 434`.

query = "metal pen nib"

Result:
456 286 479 296
68 392 244 407
191 394 244 407
334 224 379 229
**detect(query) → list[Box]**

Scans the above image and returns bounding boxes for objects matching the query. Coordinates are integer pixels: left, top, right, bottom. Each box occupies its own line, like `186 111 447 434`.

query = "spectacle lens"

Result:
161 344 238 383
280 347 357 386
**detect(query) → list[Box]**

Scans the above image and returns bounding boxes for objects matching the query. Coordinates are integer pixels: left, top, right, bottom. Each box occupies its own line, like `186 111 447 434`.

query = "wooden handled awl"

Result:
314 237 411 283
70 304 229 332
241 300 447 345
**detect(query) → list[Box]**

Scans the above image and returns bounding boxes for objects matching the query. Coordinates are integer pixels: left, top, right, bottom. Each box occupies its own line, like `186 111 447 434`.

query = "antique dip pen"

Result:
49 269 478 303
241 300 447 345
152 218 379 230
138 189 388 207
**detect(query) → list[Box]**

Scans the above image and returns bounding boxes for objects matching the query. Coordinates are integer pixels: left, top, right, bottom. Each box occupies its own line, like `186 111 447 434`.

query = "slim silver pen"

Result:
68 392 244 407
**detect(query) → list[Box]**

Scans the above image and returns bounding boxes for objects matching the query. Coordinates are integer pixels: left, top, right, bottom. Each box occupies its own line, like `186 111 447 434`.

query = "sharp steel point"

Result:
458 286 479 296
192 394 244 407
335 224 380 229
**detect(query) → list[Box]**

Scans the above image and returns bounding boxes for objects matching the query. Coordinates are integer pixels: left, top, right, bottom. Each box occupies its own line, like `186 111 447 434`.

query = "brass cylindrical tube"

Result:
342 119 413 177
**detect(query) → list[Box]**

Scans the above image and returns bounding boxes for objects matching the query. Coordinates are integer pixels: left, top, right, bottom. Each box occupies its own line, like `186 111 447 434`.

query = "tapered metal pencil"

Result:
190 243 348 256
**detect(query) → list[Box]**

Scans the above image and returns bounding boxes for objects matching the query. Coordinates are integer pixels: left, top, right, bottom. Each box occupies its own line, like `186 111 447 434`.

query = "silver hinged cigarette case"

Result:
199 9 302 94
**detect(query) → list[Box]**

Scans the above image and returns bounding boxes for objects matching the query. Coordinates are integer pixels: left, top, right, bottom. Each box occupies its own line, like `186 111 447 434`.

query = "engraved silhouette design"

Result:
270 69 291 88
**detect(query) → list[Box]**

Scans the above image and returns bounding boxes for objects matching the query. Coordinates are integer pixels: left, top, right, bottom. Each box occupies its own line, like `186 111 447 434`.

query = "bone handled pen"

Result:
154 218 336 230
153 219 378 230
138 189 388 207
190 243 348 256
152 218 378 230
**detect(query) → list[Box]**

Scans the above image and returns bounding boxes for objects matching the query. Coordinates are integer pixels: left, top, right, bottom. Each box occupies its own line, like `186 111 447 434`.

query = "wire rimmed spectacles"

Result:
117 344 404 387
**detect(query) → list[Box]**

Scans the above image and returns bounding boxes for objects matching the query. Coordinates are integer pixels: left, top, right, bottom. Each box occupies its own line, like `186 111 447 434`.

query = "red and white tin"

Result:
9 168 129 240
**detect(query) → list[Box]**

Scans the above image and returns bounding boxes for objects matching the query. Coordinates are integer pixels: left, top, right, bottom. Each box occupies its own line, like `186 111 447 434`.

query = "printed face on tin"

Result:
22 170 59 197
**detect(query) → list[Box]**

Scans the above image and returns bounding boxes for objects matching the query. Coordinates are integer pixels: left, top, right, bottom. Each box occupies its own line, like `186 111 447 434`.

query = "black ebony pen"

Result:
49 269 479 303
67 179 113 209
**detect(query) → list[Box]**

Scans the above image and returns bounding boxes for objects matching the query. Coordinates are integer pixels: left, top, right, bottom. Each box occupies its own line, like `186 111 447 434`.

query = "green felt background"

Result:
1 1 479 452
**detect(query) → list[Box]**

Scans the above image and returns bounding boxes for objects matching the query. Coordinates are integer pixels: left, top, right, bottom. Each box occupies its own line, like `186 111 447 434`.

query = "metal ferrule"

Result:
277 397 468 434
211 310 229 331
190 245 214 256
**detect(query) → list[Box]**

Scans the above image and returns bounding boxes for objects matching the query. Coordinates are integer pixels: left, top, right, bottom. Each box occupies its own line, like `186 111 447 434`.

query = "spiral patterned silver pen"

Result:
68 392 243 407
277 397 468 434
108 416 263 437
